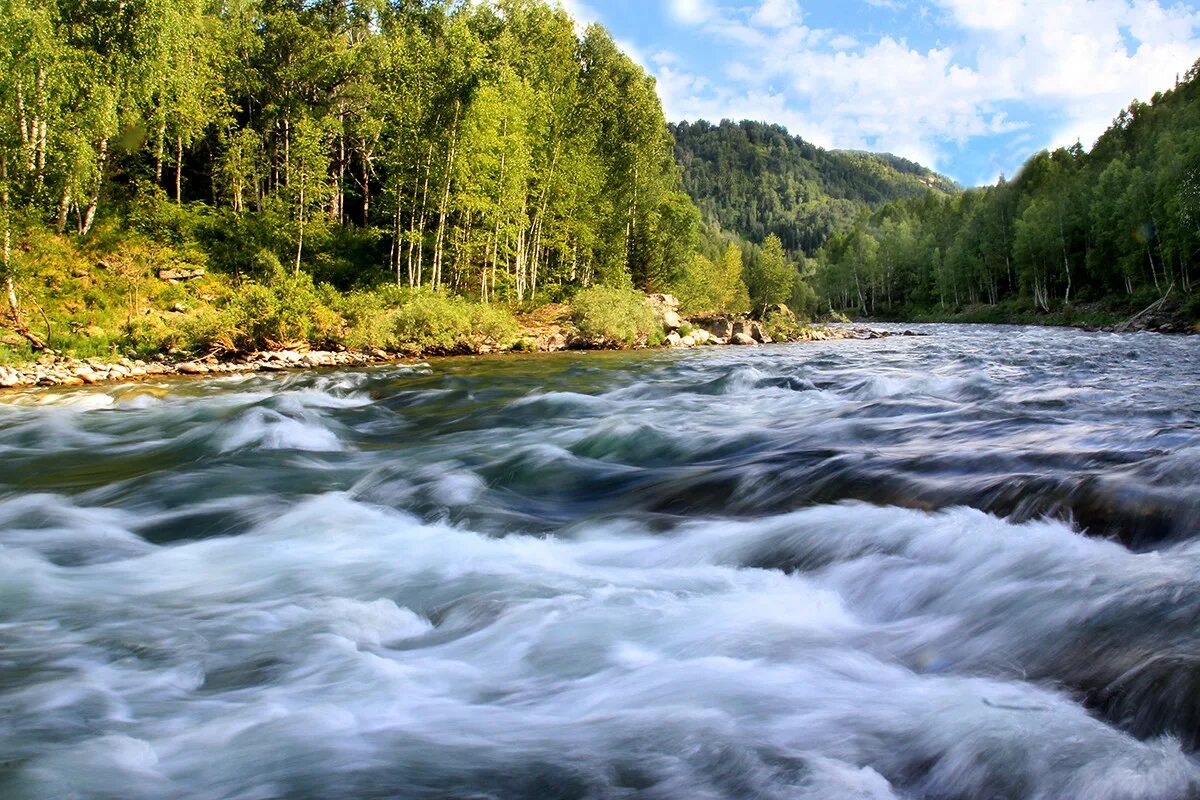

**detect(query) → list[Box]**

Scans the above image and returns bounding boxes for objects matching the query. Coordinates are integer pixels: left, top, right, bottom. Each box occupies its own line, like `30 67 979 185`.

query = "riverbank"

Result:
863 294 1199 334
0 315 900 391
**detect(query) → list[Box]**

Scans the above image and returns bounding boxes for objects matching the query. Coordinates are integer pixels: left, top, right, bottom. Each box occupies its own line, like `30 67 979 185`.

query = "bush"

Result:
392 294 473 353
391 293 519 354
214 271 342 351
763 308 804 342
470 303 519 349
570 286 661 346
1184 291 1200 325
334 291 396 352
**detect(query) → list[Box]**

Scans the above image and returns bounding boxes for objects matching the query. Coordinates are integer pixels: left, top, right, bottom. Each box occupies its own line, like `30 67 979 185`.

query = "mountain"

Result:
671 120 957 256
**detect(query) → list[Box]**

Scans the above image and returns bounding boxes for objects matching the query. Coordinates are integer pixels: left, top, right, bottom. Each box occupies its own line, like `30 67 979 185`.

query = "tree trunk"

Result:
175 135 183 204
295 179 305 274
155 121 166 185
432 99 462 292
79 139 109 236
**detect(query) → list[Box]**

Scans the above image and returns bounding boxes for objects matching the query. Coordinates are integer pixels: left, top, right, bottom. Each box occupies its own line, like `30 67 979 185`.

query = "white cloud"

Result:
649 0 1200 177
669 0 714 25
751 0 802 29
933 0 1200 151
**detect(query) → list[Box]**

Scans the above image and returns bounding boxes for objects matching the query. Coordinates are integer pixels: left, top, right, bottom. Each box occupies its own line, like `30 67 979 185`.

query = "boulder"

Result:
646 293 681 311
666 331 683 348
731 332 757 345
731 320 752 337
176 361 209 375
748 321 768 343
661 309 684 331
693 317 733 339
768 303 795 320
158 267 206 282
692 329 711 345
680 334 696 347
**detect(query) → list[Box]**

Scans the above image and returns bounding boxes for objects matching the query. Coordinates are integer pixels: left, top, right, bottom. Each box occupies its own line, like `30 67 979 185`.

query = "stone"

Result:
666 331 683 347
692 329 711 345
731 332 757 345
695 317 733 339
661 309 683 330
646 293 680 310
748 321 767 343
158 267 206 282
75 368 99 385
170 302 188 313
731 320 752 337
176 361 209 375
680 334 696 347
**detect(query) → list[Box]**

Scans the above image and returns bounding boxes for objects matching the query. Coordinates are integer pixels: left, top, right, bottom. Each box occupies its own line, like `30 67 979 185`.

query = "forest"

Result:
672 120 956 257
1 0 761 360
808 64 1200 322
1 0 1197 366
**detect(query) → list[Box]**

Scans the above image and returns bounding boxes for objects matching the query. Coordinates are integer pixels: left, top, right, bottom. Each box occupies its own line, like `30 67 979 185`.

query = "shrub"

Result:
763 308 804 342
470 303 519 349
220 271 342 351
570 286 661 346
335 291 396 352
1184 291 1200 325
391 293 519 354
391 293 473 353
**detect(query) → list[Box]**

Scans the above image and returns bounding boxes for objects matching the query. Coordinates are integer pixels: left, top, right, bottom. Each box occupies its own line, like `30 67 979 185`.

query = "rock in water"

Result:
731 332 757 345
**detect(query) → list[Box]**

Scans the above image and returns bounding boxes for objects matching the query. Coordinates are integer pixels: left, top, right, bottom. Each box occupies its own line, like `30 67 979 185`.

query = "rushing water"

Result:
1 324 1199 800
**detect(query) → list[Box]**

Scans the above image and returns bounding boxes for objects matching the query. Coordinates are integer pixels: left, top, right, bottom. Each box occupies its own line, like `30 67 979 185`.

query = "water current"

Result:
2 324 1199 799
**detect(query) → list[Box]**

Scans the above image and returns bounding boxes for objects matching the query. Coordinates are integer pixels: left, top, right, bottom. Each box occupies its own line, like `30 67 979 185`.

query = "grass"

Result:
0 223 523 362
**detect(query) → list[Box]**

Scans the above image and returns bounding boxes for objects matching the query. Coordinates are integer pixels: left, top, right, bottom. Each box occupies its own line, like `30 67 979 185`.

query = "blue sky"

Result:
559 0 1200 186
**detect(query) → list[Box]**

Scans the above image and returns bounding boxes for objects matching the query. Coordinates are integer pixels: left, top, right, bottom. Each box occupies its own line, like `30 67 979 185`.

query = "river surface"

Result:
2 324 1200 799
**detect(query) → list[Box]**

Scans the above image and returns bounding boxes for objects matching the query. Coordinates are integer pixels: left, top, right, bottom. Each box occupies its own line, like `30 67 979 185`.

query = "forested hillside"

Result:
672 120 956 256
813 64 1200 322
0 0 718 360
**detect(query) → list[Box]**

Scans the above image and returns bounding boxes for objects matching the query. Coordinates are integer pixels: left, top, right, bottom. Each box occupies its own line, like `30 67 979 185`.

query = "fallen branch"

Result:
3 275 49 352
1116 282 1175 333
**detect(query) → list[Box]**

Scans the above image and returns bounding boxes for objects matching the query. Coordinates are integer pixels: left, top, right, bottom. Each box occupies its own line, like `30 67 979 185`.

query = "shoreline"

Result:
0 323 907 393
5 316 1188 394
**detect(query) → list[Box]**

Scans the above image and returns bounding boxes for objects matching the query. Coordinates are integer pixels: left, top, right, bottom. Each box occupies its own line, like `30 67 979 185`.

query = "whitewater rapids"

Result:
1 325 1198 799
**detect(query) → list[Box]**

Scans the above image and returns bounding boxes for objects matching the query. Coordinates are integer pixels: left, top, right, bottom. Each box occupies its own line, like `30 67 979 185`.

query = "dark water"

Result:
2 324 1200 799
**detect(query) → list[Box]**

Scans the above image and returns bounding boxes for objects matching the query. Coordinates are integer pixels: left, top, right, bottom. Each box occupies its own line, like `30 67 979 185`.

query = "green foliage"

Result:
0 0 702 333
391 294 475 354
763 309 804 342
809 66 1200 317
672 119 956 256
570 286 660 346
745 234 794 311
391 293 519 354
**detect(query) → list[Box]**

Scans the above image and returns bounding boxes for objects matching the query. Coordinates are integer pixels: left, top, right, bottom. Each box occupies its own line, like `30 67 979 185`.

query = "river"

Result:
2 324 1199 799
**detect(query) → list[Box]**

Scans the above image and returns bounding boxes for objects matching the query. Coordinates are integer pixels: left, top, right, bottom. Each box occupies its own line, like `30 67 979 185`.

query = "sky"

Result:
558 0 1200 186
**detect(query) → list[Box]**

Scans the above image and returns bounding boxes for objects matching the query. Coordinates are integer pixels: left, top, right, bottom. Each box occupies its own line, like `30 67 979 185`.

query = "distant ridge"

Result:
672 119 957 255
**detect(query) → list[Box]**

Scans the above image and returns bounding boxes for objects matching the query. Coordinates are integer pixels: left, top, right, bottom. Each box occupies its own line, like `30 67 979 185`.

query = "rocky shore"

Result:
0 349 390 390
0 294 916 391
